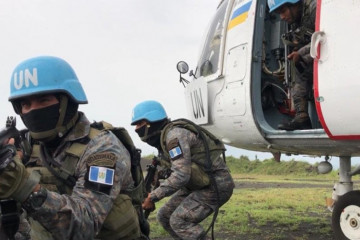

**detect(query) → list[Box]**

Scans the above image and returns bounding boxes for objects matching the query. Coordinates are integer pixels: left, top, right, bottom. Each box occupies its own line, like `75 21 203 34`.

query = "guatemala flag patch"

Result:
89 166 114 186
169 146 182 159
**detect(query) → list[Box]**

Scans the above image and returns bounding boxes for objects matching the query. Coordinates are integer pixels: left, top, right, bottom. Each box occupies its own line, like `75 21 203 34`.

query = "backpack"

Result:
90 121 150 237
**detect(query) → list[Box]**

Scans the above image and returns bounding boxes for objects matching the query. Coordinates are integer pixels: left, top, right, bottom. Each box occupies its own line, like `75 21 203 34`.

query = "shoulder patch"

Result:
167 138 183 160
88 166 114 186
86 152 117 167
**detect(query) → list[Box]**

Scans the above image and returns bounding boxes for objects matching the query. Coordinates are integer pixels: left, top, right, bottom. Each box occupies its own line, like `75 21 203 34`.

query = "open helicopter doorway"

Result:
253 0 323 135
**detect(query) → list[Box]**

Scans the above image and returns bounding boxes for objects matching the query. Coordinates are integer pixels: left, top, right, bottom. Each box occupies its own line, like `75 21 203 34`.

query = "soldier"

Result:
268 0 317 130
131 100 234 240
0 56 143 239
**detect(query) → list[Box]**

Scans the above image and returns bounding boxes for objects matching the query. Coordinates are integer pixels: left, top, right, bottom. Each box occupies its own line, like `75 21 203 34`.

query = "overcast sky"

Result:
0 0 347 168
0 0 217 153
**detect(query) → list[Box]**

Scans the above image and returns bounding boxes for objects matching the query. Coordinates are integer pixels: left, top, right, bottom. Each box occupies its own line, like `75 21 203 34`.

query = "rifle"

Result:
143 156 160 219
0 117 31 167
143 156 172 219
0 117 31 240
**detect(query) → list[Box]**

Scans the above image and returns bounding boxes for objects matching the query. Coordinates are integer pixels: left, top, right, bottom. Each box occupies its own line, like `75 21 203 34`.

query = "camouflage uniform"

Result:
150 127 234 240
14 113 141 240
291 0 316 111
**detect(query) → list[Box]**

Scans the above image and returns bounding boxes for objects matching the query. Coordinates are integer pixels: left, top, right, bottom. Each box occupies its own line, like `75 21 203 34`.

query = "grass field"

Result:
146 173 343 240
140 156 360 239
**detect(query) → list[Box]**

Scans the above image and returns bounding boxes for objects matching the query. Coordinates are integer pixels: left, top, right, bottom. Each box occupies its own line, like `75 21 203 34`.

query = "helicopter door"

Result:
311 0 360 139
219 0 255 118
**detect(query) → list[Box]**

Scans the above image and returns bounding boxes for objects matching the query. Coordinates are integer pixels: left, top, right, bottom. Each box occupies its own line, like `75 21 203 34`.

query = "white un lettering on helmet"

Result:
13 68 38 90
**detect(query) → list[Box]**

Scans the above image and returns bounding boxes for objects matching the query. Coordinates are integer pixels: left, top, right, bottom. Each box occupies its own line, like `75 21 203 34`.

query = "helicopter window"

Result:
195 0 228 78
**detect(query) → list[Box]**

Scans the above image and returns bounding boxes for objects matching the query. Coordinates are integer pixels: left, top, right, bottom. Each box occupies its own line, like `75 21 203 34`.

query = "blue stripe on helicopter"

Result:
228 1 253 30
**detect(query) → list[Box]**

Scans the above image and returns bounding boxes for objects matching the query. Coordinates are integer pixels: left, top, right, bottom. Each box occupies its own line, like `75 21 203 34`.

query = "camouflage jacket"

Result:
150 126 232 202
291 0 317 64
18 113 135 239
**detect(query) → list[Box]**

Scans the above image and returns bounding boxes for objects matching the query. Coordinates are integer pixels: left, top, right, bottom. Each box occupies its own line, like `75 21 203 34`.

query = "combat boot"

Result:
278 98 312 131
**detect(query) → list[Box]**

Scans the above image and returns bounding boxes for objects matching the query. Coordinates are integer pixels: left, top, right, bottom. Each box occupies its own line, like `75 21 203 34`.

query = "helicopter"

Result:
176 0 360 239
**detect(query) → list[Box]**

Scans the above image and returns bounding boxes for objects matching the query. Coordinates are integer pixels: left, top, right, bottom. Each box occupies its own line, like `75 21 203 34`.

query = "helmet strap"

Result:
56 95 79 137
56 94 67 128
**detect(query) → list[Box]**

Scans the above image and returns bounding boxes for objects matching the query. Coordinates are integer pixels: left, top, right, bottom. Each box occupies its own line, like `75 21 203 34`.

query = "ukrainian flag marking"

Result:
228 1 253 30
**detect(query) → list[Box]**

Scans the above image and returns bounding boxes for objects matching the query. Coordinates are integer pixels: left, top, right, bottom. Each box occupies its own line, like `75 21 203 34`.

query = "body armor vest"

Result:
29 122 141 240
159 119 226 190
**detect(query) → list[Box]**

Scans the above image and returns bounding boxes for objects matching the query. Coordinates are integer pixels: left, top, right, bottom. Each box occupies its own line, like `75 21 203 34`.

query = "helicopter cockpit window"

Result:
196 0 228 78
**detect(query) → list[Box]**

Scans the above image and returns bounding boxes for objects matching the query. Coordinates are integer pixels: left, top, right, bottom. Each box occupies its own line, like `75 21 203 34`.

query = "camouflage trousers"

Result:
157 171 234 240
292 61 313 101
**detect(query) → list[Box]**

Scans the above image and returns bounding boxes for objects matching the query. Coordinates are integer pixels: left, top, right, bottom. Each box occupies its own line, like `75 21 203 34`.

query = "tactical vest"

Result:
30 121 142 240
159 119 226 190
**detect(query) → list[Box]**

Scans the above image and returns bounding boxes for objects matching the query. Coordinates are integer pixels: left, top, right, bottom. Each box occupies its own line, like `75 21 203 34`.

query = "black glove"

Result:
0 150 40 202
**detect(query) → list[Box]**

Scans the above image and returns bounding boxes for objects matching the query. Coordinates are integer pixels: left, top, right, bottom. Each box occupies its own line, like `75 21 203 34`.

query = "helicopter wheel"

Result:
332 190 360 240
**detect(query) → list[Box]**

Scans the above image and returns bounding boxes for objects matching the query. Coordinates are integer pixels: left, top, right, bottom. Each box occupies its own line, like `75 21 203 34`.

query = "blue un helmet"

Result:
131 100 167 125
9 56 87 105
267 0 300 13
9 56 88 142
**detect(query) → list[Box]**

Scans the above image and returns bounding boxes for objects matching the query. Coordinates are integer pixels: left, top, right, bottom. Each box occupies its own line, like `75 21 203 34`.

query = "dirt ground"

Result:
151 179 338 240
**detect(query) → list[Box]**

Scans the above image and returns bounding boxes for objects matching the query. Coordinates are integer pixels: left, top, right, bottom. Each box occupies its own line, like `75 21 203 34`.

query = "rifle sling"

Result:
39 144 77 188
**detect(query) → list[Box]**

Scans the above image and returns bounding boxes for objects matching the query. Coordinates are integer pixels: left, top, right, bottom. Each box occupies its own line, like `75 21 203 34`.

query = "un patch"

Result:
88 166 114 186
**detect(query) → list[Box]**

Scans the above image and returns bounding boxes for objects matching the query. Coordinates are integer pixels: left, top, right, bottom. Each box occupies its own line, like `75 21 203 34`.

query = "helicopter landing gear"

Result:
332 190 360 240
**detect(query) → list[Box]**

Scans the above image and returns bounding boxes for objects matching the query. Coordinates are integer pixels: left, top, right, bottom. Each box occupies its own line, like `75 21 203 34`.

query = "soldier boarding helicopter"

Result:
176 0 360 239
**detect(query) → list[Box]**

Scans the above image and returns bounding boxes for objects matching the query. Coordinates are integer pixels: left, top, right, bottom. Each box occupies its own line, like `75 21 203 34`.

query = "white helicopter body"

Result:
178 0 360 238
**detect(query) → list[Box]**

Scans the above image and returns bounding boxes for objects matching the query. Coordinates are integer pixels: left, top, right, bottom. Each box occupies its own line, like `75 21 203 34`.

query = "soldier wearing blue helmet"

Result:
132 100 234 240
9 56 88 142
267 0 301 13
131 100 168 147
267 0 317 130
0 56 145 239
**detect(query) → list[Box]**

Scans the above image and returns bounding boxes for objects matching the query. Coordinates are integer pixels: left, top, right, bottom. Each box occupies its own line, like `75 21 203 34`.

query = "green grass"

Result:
226 155 327 176
141 155 357 239
147 179 334 239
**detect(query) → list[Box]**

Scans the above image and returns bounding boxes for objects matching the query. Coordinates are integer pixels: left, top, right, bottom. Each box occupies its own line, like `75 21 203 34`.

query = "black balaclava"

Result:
21 94 79 143
135 119 168 149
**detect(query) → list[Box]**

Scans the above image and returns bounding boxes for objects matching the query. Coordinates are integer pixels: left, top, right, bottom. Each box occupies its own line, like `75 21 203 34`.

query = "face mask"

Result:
145 135 161 148
135 124 161 148
21 103 60 133
135 125 148 139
